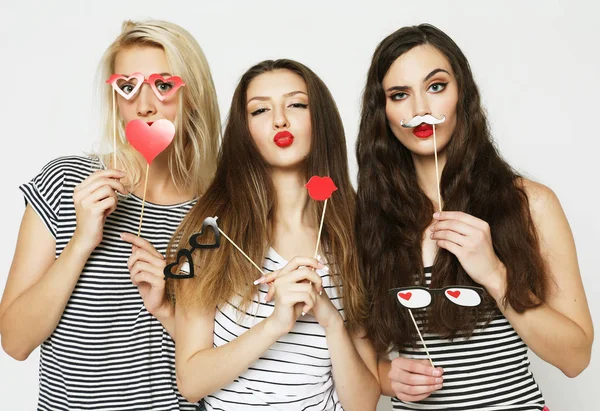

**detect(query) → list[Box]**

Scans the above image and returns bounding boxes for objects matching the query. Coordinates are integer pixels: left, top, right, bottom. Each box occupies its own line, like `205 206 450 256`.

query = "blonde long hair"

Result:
97 20 221 196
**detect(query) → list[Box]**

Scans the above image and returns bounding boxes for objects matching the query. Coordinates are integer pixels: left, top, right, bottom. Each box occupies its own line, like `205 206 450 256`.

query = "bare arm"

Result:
0 169 126 360
0 206 89 359
431 180 593 377
487 181 593 377
175 303 283 403
327 322 381 411
176 258 321 403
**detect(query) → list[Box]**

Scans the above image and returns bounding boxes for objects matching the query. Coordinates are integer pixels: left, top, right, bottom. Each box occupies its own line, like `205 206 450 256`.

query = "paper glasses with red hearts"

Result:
390 284 484 367
105 72 185 169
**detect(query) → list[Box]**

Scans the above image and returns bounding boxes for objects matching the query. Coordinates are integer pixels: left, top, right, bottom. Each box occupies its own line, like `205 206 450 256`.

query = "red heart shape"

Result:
125 119 175 165
398 292 412 301
305 176 338 201
447 290 461 299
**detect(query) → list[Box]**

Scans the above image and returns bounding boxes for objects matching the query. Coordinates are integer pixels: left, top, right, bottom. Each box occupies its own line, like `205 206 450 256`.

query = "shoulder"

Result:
517 178 566 227
517 178 562 221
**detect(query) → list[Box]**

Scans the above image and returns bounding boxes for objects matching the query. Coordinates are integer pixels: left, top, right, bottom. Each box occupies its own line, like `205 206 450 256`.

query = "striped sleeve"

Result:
19 157 66 238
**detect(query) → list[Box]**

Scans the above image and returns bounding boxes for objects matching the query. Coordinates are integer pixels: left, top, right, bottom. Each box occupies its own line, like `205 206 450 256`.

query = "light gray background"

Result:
0 1 597 410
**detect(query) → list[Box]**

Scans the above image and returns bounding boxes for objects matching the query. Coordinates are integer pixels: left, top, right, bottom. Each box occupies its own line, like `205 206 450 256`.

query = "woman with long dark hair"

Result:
356 24 593 410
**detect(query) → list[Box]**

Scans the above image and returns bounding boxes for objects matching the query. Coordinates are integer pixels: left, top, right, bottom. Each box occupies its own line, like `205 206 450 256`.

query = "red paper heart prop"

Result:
398 292 412 301
447 290 461 299
305 176 338 201
125 119 175 165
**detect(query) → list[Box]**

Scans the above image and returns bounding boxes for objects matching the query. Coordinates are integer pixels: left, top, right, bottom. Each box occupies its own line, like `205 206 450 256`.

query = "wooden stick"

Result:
433 125 443 213
112 90 117 170
408 309 435 368
137 164 149 237
217 228 264 275
313 199 328 259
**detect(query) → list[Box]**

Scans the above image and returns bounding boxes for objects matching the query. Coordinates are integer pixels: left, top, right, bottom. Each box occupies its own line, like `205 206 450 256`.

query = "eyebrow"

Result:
247 90 307 104
120 72 172 78
385 68 450 92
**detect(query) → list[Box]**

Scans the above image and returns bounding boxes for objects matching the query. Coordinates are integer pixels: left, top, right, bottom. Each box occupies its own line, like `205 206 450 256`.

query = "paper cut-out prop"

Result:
389 284 484 367
105 72 185 169
400 114 446 213
106 73 186 101
164 248 195 280
305 176 337 259
124 119 175 236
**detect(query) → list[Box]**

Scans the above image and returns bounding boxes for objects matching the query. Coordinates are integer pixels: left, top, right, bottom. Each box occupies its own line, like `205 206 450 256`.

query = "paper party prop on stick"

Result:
163 216 265 281
389 285 484 367
401 114 446 213
305 176 337 259
125 119 175 236
164 216 221 280
106 72 186 169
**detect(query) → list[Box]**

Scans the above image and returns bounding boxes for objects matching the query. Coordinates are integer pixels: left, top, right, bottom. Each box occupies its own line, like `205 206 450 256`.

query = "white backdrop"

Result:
0 1 598 410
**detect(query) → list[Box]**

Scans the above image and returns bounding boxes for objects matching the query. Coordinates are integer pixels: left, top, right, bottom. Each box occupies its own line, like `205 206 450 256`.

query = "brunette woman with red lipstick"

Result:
170 59 380 411
356 24 593 410
0 20 221 410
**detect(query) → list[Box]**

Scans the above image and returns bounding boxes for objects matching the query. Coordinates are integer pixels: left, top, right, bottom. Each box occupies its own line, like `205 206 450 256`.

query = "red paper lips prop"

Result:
305 176 337 201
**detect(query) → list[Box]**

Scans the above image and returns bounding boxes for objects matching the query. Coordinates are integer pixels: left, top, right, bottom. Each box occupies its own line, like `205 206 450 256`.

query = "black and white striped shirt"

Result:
391 267 546 410
20 155 199 411
203 248 344 411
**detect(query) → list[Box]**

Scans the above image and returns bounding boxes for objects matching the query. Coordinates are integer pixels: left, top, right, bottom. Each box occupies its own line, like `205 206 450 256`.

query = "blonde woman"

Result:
0 20 220 410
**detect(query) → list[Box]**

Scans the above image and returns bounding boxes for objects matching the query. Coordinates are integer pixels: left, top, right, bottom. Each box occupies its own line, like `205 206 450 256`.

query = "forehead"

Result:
383 44 453 86
114 46 170 76
247 69 307 99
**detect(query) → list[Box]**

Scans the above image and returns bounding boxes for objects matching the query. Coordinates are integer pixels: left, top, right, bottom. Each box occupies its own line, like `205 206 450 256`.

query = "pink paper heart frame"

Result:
106 72 185 101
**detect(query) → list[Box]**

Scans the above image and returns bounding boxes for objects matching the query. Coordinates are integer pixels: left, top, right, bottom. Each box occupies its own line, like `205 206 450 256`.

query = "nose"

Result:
135 83 157 118
272 106 289 129
412 91 431 118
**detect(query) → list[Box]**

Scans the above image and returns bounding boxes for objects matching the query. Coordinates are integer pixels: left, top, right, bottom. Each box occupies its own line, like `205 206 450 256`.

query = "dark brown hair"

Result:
169 59 366 332
356 24 547 354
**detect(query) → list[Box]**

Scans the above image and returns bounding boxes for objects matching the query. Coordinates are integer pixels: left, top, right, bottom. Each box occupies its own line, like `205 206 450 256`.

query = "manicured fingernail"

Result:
253 279 260 285
435 378 443 383
435 384 442 389
433 212 440 218
433 370 442 377
319 290 323 296
301 312 306 316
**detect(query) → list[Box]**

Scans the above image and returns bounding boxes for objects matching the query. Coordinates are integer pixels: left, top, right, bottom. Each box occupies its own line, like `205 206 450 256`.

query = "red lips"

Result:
305 176 338 201
274 131 294 147
413 123 434 138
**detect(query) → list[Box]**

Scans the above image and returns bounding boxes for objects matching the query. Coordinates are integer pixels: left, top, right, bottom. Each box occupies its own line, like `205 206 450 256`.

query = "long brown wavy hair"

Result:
356 24 548 354
169 59 366 332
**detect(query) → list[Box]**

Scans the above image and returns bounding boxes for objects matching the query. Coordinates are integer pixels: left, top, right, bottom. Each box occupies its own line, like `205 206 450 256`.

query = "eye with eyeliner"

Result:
250 107 269 116
288 102 308 109
428 82 448 93
390 92 408 101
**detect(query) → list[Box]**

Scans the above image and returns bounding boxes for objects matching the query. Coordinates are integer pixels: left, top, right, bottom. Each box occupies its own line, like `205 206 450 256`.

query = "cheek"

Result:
161 101 178 122
117 101 136 123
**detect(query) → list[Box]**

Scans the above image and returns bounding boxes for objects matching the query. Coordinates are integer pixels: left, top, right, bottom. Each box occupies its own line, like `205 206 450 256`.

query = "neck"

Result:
412 150 446 212
132 149 193 204
271 168 313 231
